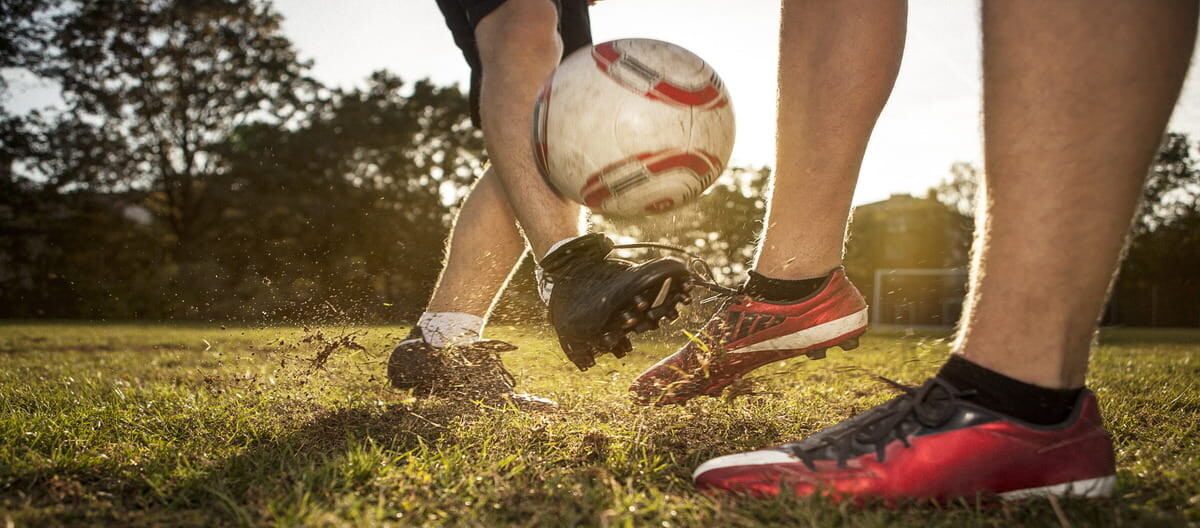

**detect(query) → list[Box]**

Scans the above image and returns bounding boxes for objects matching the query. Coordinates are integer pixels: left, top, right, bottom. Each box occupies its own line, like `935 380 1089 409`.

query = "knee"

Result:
475 0 563 67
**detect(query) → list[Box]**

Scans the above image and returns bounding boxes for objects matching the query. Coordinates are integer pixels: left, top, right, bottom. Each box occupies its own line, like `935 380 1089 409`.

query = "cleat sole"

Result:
576 262 694 369
641 327 869 406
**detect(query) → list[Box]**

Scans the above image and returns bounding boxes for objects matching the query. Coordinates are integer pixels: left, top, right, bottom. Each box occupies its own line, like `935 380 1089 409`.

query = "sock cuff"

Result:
418 312 485 348
743 268 836 303
937 354 1083 425
535 235 585 305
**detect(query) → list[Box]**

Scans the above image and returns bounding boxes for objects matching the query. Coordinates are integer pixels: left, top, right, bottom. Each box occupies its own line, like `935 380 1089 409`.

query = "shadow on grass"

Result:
162 397 487 523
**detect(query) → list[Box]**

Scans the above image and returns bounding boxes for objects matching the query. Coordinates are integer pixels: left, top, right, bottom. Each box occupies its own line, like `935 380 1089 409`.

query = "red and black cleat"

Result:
541 234 694 371
692 378 1117 504
629 268 867 405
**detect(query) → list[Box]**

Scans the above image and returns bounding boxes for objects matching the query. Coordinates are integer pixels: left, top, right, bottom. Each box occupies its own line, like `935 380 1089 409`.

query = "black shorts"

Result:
435 0 593 127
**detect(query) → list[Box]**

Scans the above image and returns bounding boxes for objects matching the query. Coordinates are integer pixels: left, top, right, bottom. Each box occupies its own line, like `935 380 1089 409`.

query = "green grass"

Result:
0 321 1197 527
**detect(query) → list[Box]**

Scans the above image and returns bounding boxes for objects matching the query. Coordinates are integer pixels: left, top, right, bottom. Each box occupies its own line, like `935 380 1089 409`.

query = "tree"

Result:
210 73 482 320
1134 132 1199 236
0 0 55 94
928 161 980 217
18 0 314 258
2 0 486 321
1111 132 1200 326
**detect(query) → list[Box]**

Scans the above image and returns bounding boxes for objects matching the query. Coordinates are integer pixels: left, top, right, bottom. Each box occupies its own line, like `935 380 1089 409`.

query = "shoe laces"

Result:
788 377 975 470
607 242 741 296
538 240 739 296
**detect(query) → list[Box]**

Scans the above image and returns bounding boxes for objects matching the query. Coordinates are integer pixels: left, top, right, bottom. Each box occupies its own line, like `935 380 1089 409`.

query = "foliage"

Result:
0 0 56 94
1135 132 1200 236
596 166 771 285
0 1 481 322
205 73 482 321
1 323 1197 526
1107 133 1200 326
23 0 313 231
927 161 979 218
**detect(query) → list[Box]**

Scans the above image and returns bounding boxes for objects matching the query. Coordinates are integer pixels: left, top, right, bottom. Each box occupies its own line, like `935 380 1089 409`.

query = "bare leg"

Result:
756 0 907 280
426 167 527 319
475 0 585 259
955 0 1197 388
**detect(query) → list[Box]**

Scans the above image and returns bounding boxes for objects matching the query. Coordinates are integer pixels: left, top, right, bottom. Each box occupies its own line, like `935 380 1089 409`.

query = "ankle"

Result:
937 355 1083 425
743 267 838 303
540 234 586 262
417 312 485 348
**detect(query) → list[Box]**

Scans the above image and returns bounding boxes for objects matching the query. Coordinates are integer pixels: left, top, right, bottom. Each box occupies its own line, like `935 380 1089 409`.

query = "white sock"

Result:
536 235 584 304
417 312 485 348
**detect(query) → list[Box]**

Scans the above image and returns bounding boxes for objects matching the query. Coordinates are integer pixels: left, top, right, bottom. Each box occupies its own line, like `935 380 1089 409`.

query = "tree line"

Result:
2 0 485 321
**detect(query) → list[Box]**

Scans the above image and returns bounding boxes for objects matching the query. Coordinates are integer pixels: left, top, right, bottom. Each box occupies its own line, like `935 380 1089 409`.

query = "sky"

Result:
6 1 1200 206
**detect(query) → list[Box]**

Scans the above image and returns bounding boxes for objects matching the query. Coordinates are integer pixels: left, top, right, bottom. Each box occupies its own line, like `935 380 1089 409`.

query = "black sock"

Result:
937 355 1083 426
743 269 832 303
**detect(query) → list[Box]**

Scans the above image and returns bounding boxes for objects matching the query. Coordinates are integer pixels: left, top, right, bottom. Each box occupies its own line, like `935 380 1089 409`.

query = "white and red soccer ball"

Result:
532 38 735 216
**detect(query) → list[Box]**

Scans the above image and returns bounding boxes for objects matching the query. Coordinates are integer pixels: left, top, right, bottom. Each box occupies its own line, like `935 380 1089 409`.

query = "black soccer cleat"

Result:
387 327 554 407
540 234 694 371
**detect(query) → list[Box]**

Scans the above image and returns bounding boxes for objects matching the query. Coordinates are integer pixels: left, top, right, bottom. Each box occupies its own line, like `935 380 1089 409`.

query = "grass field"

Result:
1 321 1198 527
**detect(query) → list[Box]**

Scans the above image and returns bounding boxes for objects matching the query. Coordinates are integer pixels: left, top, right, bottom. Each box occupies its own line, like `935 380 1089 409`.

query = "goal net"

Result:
870 268 969 327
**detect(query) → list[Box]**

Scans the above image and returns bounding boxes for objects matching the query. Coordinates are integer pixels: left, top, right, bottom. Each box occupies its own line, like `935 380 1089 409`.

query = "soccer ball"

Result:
532 38 735 216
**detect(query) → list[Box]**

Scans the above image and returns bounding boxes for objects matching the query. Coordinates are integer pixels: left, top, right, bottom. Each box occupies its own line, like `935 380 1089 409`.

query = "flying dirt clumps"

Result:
299 327 367 370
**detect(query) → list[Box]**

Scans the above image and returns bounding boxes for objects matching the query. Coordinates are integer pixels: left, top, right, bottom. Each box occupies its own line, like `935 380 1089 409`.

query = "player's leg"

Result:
388 168 538 400
395 0 692 380
694 0 1197 501
473 0 582 259
422 167 527 345
756 0 907 280
630 0 906 404
956 0 1197 389
474 0 695 370
387 2 536 402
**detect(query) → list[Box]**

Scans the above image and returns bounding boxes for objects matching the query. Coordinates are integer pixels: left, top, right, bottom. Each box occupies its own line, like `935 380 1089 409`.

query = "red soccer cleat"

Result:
692 378 1117 504
629 268 868 405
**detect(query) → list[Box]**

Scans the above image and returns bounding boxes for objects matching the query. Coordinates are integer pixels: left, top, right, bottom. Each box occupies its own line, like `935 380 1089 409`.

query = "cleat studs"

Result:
679 294 693 305
620 311 638 329
562 340 596 370
633 295 650 311
838 337 860 351
806 348 828 360
612 337 632 358
681 282 695 293
599 332 622 349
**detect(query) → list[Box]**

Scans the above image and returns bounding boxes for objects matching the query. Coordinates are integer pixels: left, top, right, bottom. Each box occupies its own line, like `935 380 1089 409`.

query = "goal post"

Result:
871 268 969 327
